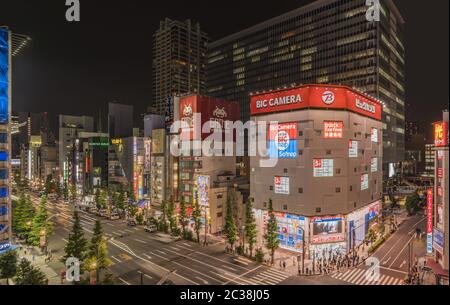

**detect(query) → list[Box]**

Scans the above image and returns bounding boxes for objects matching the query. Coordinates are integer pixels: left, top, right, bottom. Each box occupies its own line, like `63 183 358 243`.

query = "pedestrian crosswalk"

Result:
331 268 403 285
250 268 291 285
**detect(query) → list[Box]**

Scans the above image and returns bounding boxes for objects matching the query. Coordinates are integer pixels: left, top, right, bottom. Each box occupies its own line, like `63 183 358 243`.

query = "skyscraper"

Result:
152 18 208 116
108 102 134 139
206 0 405 174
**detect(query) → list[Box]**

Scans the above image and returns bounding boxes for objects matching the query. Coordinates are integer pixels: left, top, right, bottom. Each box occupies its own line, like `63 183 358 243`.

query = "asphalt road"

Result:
26 194 296 285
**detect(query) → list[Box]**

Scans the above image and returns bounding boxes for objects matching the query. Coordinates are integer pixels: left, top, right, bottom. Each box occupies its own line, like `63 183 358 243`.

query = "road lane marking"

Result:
174 244 249 270
156 250 167 255
133 238 147 244
399 260 406 268
142 253 152 260
182 242 193 248
383 257 391 265
221 265 238 272
118 277 131 285
62 238 68 242
389 234 415 268
111 256 122 263
195 276 209 284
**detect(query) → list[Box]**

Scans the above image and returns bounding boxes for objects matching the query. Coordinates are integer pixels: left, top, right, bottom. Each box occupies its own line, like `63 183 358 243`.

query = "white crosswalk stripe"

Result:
331 268 403 285
251 268 290 285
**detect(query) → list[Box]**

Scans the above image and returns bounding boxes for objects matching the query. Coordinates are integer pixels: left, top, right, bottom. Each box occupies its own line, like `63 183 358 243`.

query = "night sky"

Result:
1 0 448 135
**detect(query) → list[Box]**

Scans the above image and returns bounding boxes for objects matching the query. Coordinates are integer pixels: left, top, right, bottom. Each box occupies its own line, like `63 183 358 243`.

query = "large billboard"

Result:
151 129 166 154
250 85 382 120
310 216 345 244
268 122 297 159
275 212 305 253
179 95 240 141
323 121 343 139
434 121 448 147
0 28 9 124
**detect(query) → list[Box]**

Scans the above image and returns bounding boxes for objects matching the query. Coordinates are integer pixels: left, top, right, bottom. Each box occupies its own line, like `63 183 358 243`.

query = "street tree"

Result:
14 258 48 285
0 250 18 285
29 195 54 247
63 182 69 200
264 199 279 265
12 193 35 240
70 183 77 203
159 200 169 233
179 197 188 238
86 220 111 284
224 195 238 251
167 199 177 234
191 199 202 243
244 199 257 257
62 211 88 272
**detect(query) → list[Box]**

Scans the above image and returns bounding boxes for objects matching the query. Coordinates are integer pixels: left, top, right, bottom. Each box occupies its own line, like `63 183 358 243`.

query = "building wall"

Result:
108 102 133 139
152 19 208 116
250 108 383 217
206 0 405 168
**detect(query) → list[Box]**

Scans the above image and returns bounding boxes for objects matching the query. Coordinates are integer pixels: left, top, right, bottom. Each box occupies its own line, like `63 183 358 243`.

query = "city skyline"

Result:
1 0 448 132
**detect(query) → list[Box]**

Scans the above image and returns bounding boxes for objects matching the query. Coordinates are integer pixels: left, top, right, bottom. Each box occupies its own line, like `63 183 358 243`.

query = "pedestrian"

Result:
283 261 286 269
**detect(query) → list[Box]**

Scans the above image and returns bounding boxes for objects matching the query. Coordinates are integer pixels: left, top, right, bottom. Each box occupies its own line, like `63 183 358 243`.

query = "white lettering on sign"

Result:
356 98 376 114
255 94 302 109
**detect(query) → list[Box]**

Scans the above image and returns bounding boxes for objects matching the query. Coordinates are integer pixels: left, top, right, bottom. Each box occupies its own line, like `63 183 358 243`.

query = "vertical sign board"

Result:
434 121 448 147
268 122 297 158
426 189 433 254
349 140 358 158
0 28 10 250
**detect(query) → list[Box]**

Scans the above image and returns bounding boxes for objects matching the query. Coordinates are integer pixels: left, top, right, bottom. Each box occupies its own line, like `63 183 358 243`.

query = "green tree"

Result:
0 250 18 285
55 182 62 199
62 211 88 272
405 191 421 215
28 195 54 247
94 188 101 209
14 258 48 285
191 199 202 243
44 174 53 195
365 228 377 244
244 199 257 257
70 183 78 203
179 197 188 238
86 220 111 284
167 199 177 233
224 195 238 251
13 193 35 240
264 199 279 265
63 182 69 200
159 200 169 233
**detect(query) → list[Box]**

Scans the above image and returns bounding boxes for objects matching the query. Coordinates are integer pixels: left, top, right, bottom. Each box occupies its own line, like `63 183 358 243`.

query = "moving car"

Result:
109 212 120 220
127 219 137 226
144 224 157 233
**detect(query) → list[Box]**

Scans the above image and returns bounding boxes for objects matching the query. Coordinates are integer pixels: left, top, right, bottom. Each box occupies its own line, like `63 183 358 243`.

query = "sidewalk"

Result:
14 244 66 285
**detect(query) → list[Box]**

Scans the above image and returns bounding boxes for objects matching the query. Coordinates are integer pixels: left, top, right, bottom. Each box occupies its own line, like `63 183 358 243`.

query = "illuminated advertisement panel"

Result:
151 129 165 154
371 157 378 172
250 86 382 120
313 159 333 177
323 121 343 139
274 176 289 195
434 121 448 147
311 216 345 244
197 175 210 208
275 212 305 253
433 228 444 253
0 29 8 124
361 174 369 190
268 122 297 159
349 140 358 158
371 128 378 143
427 189 433 254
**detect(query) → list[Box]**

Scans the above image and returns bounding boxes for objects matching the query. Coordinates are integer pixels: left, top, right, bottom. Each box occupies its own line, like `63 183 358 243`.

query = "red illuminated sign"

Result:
269 122 297 140
434 121 448 147
324 121 343 139
250 85 382 120
427 189 433 234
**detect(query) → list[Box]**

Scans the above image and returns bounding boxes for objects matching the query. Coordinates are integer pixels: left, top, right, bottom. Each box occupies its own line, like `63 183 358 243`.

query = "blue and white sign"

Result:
0 28 9 124
433 228 444 253
427 233 433 254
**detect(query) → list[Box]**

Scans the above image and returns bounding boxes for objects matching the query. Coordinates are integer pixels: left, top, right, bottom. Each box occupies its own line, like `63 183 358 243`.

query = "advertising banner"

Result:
274 176 289 195
313 159 334 177
250 86 382 120
310 216 345 244
433 228 444 253
361 174 369 190
323 121 343 139
427 189 433 254
349 140 358 158
196 175 210 208
268 122 297 159
434 121 448 147
151 129 166 154
274 212 305 253
371 157 378 172
0 29 9 124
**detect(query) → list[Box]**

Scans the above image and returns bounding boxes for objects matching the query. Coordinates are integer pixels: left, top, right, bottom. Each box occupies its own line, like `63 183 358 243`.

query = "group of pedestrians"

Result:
310 251 362 275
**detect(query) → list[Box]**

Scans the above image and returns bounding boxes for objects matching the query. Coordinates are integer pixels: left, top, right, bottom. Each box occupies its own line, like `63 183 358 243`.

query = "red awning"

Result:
427 258 449 278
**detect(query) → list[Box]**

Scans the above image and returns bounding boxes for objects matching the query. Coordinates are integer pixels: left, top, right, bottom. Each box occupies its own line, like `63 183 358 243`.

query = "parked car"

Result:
127 219 137 226
98 209 107 217
144 224 157 233
89 207 98 214
109 212 120 220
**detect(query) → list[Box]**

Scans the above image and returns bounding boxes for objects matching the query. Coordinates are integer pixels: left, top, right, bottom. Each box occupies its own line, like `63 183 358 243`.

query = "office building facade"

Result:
108 102 134 139
207 0 405 174
249 84 383 258
152 18 208 116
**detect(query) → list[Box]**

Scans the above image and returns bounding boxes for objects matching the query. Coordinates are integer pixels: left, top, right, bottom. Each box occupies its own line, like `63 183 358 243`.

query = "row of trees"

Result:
12 193 54 247
62 211 113 284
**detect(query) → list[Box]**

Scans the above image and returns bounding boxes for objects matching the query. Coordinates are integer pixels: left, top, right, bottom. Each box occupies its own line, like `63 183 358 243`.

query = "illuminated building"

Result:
207 0 405 175
250 84 383 259
0 28 31 253
429 111 449 282
152 19 208 116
